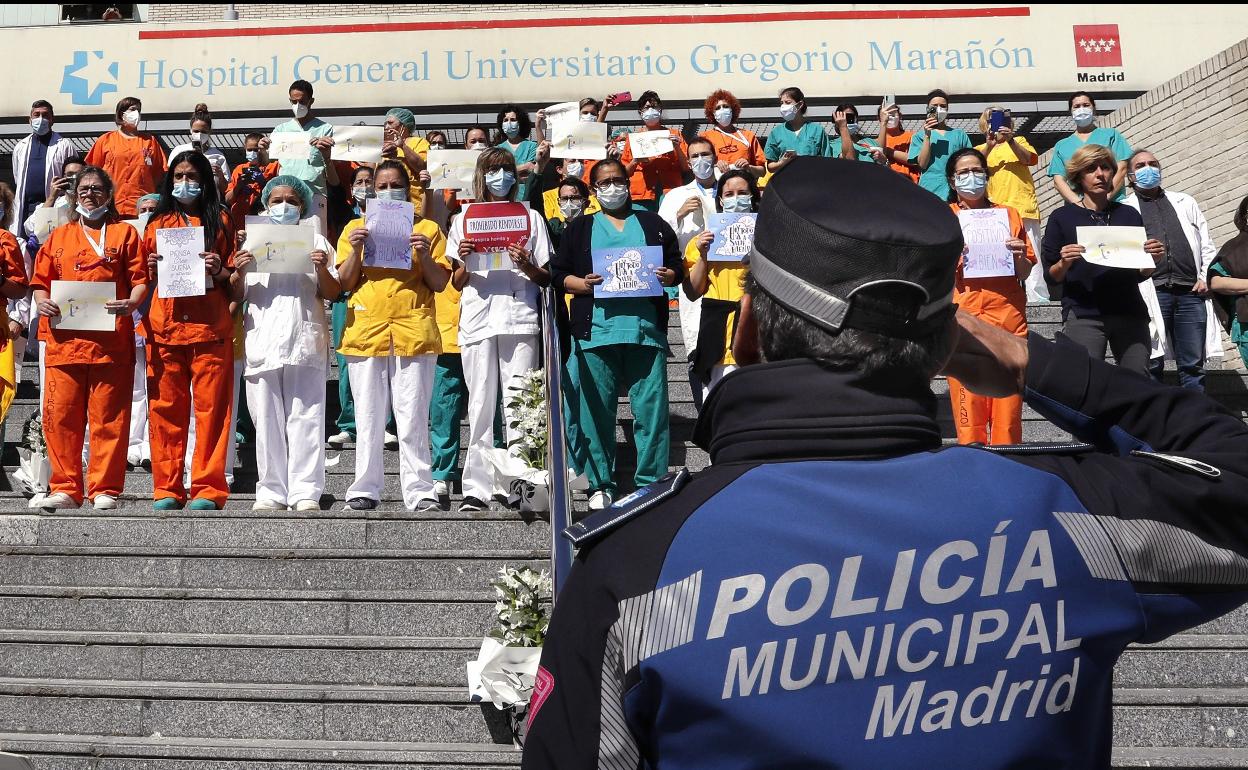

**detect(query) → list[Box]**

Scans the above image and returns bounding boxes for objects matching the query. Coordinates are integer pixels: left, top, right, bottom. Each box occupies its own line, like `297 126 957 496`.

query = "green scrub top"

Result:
764 121 830 162
908 128 973 200
586 212 666 351
272 117 332 196
497 138 539 202
1048 127 1132 202
828 135 881 162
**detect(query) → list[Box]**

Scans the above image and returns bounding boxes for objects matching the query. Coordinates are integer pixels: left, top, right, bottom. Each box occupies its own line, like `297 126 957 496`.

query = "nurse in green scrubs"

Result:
494 104 539 203
764 86 830 174
550 158 684 511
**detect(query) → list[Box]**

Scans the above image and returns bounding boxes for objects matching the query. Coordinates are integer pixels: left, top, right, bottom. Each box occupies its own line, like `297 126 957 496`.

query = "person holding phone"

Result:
765 86 829 174
166 105 229 196
975 105 1043 300
226 133 279 227
829 103 885 164
909 89 972 200
31 166 145 510
875 100 921 182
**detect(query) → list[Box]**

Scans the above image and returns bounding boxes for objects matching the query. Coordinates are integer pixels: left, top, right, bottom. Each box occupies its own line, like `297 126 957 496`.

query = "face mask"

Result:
641 108 662 126
580 113 597 122
559 200 585 220
76 202 109 221
934 106 949 122
352 186 373 203
267 201 301 225
714 107 733 127
468 141 488 151
122 109 141 127
886 114 900 129
722 194 753 213
191 131 210 147
691 156 715 181
501 121 520 139
564 161 584 178
779 103 800 121
1072 106 1095 127
429 143 445 151
954 171 988 198
292 103 309 120
31 117 49 136
485 169 516 197
172 181 201 203
1133 165 1161 190
846 121 860 136
596 183 629 210
376 188 406 202
246 150 259 163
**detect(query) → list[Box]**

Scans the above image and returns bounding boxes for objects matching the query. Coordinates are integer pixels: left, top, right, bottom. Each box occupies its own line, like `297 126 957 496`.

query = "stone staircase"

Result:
0 302 1242 768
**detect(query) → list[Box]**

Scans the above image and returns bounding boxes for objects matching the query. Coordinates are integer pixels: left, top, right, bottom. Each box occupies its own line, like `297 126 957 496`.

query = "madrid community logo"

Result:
61 50 119 106
1072 24 1124 84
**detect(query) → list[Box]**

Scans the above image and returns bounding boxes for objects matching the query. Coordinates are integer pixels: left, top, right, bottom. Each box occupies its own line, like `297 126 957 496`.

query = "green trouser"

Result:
429 353 506 482
570 341 669 494
330 300 355 436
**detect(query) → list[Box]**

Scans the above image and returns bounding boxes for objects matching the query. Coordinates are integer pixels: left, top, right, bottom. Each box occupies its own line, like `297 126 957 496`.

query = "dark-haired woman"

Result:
86 96 167 216
764 86 829 174
493 105 539 203
142 150 237 510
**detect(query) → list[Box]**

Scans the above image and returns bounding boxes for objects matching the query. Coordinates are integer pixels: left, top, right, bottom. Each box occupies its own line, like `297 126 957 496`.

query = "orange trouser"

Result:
147 340 233 506
948 290 1028 446
43 361 132 503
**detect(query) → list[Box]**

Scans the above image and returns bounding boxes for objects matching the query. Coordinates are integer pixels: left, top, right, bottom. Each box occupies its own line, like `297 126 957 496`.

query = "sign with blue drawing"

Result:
592 246 663 298
708 213 756 262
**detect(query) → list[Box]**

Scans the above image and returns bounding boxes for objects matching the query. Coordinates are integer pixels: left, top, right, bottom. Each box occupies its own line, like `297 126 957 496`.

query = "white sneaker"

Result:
588 490 614 511
384 431 399 449
92 495 118 510
433 480 449 497
326 431 353 448
293 499 321 512
252 499 287 511
40 492 79 510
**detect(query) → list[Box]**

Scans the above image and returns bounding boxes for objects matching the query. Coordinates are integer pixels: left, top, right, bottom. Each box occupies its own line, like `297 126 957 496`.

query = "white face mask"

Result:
122 109 140 127
1072 106 1095 127
559 199 585 220
713 107 733 127
886 114 900 129
779 103 800 121
292 102 309 120
595 183 629 210
376 188 406 201
722 194 753 213
564 161 584 178
190 131 209 147
933 106 949 122
468 141 488 151
691 156 715 181
429 143 445 151
267 201 301 225
641 107 662 126
579 113 597 122
31 117 50 136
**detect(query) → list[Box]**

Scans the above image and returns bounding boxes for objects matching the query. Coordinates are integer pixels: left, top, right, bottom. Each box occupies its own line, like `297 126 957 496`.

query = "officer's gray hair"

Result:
743 273 954 382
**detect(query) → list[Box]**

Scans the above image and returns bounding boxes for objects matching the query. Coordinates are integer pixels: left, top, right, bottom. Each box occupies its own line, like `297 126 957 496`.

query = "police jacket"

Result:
522 333 1248 769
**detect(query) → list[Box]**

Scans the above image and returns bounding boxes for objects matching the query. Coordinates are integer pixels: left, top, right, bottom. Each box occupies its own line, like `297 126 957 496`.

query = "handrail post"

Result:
541 287 575 599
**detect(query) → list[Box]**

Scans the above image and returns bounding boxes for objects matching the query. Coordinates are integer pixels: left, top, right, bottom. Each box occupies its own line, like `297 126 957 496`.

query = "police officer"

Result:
522 158 1248 769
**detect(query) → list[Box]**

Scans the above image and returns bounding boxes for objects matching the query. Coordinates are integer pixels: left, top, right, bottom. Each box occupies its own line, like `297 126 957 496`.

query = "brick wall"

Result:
1036 37 1248 250
145 4 730 22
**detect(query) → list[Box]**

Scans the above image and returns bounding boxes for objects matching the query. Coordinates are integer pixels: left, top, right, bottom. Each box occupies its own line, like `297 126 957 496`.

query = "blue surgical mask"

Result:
691 156 715 181
352 186 373 204
722 194 753 213
76 203 109 221
846 122 861 136
779 103 800 122
1133 165 1161 190
954 170 988 198
485 169 516 197
641 108 662 126
1072 107 1095 127
246 150 259 163
267 201 301 225
376 188 406 202
596 183 629 210
714 107 733 127
31 117 49 136
502 121 520 139
172 181 201 203
564 161 584 179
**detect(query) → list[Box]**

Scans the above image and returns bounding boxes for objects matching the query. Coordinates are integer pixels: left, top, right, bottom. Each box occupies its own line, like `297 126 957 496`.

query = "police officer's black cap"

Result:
750 157 963 338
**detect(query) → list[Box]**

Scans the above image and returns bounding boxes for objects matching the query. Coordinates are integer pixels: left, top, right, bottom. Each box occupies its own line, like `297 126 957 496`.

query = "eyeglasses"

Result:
594 178 629 189
952 170 985 179
76 185 107 195
558 195 585 203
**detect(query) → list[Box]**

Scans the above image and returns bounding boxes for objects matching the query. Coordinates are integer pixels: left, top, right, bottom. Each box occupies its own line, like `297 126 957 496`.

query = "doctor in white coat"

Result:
10 100 76 243
445 148 552 512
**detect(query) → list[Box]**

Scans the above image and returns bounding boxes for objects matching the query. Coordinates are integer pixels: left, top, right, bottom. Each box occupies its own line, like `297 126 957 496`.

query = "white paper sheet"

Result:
241 223 318 274
628 130 674 159
550 121 607 160
958 208 1015 279
427 149 479 191
1077 226 1153 269
330 125 384 163
363 199 415 270
268 131 312 161
49 280 116 332
28 206 68 241
155 226 206 298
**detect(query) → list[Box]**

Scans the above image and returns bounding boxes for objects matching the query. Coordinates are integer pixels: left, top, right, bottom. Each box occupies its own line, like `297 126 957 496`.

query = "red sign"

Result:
526 665 555 728
1073 24 1123 68
462 201 531 251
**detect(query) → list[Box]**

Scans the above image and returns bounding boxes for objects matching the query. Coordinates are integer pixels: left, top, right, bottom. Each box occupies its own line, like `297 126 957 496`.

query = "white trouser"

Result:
701 363 739 402
246 364 326 506
1022 217 1048 303
128 340 150 463
345 352 435 508
460 334 539 502
12 334 26 385
186 357 242 485
312 194 328 238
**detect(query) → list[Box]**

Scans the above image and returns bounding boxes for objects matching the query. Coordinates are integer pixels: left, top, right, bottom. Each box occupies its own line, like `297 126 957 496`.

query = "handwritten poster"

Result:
628 130 674 159
708 213 757 262
1077 226 1153 269
592 246 663 298
363 199 415 269
28 206 69 241
543 101 580 133
427 149 479 191
550 121 608 160
50 280 116 332
462 202 531 254
268 131 312 161
330 125 384 163
957 208 1015 279
241 223 318 274
155 226 206 298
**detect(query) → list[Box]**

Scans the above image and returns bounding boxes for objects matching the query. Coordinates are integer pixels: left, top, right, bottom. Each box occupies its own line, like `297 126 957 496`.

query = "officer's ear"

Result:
732 292 762 366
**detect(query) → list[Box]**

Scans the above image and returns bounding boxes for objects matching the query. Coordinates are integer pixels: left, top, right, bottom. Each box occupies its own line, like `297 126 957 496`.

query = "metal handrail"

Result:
540 285 574 599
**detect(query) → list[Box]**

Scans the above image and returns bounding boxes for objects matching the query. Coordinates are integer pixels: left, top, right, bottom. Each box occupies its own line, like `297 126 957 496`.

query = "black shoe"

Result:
459 496 488 512
346 497 378 510
413 497 441 512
